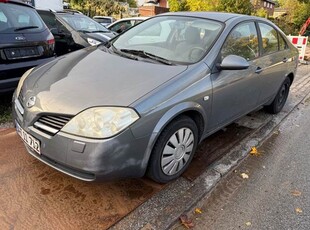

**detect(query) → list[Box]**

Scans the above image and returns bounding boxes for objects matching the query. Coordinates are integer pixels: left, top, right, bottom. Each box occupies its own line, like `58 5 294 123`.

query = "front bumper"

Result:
12 94 150 181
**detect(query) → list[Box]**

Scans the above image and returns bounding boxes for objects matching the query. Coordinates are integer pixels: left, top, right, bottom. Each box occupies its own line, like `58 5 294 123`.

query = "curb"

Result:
111 67 310 230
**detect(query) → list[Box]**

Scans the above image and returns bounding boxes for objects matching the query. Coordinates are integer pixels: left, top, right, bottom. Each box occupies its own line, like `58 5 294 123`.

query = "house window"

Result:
264 1 267 7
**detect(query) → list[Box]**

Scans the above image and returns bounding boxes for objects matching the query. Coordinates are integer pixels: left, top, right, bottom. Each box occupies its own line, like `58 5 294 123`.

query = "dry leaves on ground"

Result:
250 147 260 156
179 214 195 229
194 208 202 214
295 208 303 214
241 173 249 179
291 190 302 197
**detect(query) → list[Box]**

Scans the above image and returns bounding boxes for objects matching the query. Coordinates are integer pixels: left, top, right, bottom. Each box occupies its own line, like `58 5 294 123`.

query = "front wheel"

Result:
147 116 198 183
265 77 291 114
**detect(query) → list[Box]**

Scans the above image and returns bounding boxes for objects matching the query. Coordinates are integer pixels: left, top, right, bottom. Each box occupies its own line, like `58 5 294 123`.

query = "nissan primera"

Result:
13 12 298 183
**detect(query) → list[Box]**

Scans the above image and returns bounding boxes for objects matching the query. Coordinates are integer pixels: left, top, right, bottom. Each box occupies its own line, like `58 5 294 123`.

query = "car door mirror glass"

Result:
219 54 249 70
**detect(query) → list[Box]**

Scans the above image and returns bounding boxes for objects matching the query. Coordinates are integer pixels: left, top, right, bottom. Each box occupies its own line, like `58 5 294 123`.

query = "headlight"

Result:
62 107 139 138
16 67 34 97
87 38 101 46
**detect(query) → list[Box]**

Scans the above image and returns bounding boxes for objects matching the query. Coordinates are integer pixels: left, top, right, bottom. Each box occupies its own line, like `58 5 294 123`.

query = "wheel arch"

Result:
141 101 207 175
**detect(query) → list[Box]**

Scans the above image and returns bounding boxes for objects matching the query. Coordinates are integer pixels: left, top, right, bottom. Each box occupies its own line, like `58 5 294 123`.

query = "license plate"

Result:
16 121 41 154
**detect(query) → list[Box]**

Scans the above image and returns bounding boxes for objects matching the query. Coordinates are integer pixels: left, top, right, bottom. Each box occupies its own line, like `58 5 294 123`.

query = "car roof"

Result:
115 17 149 21
1 0 34 8
93 16 114 19
158 11 254 22
107 17 149 28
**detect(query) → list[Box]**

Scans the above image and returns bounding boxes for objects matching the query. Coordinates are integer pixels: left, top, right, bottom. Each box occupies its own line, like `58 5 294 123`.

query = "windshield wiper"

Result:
89 30 109 33
14 26 39 31
120 49 173 65
111 45 138 60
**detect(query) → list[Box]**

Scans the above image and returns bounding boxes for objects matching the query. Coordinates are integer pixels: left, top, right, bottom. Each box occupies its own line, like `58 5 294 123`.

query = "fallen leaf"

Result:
195 208 202 214
180 214 195 229
245 222 252 226
273 130 280 135
250 147 260 156
291 190 302 196
241 173 249 179
295 208 303 214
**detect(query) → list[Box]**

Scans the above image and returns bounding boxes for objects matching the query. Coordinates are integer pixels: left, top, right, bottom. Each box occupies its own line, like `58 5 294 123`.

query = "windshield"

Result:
58 14 110 33
0 3 45 33
112 16 223 64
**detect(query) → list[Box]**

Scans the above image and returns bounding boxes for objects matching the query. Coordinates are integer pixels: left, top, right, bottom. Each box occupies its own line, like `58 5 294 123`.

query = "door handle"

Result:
283 57 288 63
255 66 263 74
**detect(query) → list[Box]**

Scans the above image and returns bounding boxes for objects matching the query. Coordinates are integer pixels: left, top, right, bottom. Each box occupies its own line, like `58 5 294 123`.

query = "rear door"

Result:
255 22 290 104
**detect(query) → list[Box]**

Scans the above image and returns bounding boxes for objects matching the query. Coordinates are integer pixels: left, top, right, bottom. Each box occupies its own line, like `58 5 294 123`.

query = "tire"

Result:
265 77 291 114
147 116 198 183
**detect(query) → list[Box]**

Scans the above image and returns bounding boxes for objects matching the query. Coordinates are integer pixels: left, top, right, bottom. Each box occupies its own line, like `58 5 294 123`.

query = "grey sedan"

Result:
13 12 298 183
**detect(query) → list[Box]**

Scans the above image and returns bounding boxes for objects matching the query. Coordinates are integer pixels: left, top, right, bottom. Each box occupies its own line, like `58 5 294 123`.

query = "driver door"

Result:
209 21 262 129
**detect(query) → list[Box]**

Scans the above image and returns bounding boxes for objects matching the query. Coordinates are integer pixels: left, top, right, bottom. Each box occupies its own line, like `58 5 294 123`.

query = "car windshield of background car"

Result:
58 14 110 33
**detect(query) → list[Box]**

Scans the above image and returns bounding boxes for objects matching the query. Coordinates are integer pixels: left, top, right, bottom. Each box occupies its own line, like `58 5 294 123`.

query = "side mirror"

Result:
218 55 249 70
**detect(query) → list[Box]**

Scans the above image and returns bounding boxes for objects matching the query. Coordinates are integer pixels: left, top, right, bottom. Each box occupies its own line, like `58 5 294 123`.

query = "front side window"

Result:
110 21 132 33
221 22 259 61
112 16 223 64
258 23 278 55
0 3 44 33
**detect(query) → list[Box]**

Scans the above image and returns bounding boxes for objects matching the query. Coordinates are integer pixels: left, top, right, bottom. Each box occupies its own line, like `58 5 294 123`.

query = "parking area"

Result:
0 109 269 229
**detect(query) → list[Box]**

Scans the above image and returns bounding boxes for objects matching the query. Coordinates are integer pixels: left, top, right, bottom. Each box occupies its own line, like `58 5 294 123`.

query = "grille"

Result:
34 115 72 135
18 88 24 105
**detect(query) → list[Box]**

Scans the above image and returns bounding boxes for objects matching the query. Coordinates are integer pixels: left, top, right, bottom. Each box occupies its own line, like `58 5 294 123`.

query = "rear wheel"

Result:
265 77 291 114
147 116 198 183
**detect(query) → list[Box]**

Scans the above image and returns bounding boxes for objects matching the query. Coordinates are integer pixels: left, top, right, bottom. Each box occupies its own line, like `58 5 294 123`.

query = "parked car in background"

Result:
107 17 148 34
13 12 298 183
0 0 55 93
37 10 117 56
93 16 115 27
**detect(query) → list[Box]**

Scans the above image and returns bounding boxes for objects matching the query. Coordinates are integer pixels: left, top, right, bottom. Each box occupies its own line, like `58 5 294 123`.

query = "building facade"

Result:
252 0 276 17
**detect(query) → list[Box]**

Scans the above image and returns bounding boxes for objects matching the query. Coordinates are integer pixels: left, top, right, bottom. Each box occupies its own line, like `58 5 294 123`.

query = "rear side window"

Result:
279 34 288 50
221 21 259 61
0 3 44 33
258 23 278 55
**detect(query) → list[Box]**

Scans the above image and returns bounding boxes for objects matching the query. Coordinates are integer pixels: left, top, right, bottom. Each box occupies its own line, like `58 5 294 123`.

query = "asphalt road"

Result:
183 90 310 229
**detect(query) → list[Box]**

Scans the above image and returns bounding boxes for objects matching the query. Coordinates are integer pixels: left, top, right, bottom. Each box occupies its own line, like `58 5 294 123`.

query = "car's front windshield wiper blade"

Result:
14 26 39 31
120 49 173 65
111 45 138 60
89 30 109 33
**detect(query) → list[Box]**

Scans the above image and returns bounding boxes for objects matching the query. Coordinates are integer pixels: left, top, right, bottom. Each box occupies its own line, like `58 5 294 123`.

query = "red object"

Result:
0 0 9 2
292 38 298 44
299 17 310 36
303 38 307 45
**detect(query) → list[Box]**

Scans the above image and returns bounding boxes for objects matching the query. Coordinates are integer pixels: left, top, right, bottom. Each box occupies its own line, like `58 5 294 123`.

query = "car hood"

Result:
24 46 187 115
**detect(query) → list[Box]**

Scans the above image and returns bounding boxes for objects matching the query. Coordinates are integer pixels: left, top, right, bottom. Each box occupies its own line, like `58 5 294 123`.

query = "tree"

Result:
119 0 137 8
218 0 253 15
168 0 188 12
277 0 310 34
186 0 219 11
255 7 267 18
